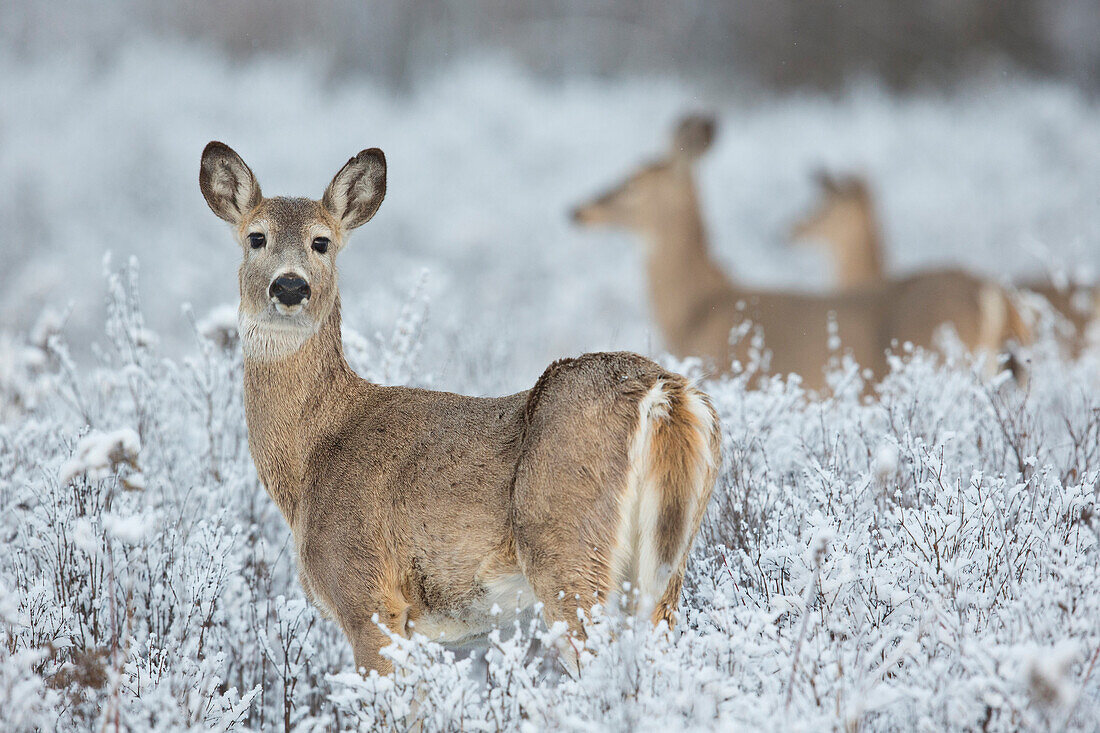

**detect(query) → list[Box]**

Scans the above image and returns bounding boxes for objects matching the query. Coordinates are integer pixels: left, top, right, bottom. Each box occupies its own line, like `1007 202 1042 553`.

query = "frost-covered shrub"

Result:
0 262 1098 731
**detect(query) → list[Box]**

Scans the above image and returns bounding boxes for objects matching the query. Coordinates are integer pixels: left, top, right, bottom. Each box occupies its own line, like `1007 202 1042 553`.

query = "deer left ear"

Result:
814 168 839 193
670 114 716 162
323 148 386 231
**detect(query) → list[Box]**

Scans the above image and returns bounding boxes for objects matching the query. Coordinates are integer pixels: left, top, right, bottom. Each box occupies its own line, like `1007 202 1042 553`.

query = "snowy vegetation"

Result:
1 258 1098 731
2 44 1100 731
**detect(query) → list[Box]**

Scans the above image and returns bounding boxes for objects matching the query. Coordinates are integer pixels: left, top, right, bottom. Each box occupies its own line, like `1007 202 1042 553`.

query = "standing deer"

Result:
199 142 720 675
571 116 1028 391
791 171 1099 350
789 172 884 290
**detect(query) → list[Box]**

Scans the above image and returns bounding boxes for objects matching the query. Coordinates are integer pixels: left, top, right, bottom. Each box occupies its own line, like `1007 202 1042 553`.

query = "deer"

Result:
791 171 1099 351
198 141 720 676
788 172 884 291
571 115 1028 392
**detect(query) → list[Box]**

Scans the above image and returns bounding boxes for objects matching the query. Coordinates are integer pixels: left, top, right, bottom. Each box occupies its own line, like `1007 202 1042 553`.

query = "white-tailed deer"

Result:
789 172 884 290
791 171 1099 349
572 116 1028 391
199 142 720 675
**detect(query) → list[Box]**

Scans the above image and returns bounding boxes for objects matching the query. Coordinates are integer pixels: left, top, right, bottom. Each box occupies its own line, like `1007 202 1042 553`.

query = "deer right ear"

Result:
813 168 838 193
323 148 387 231
671 114 716 162
200 142 262 225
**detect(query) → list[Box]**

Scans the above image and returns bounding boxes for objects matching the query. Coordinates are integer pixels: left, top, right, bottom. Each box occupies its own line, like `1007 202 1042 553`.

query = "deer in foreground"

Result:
571 116 1028 391
199 142 720 675
791 171 1099 350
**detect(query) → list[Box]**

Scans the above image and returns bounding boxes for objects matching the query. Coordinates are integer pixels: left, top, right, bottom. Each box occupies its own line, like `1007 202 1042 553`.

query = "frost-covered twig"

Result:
785 531 830 711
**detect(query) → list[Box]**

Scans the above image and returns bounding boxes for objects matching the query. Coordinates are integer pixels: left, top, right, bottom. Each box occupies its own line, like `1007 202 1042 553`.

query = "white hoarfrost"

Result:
58 428 141 484
0 256 1096 731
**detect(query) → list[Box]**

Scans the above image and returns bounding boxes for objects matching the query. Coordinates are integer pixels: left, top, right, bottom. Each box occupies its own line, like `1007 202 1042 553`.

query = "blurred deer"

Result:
789 172 884 290
791 171 1099 349
572 116 1027 391
199 142 719 676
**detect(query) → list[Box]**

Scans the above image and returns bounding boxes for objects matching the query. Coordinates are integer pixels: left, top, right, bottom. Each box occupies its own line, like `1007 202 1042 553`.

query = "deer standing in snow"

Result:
791 171 1099 351
571 116 1028 391
199 142 720 675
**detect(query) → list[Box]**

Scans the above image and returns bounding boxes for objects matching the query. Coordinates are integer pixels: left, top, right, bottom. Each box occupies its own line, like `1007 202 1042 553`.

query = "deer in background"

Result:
199 142 719 676
572 115 1028 392
789 173 884 290
791 171 1099 350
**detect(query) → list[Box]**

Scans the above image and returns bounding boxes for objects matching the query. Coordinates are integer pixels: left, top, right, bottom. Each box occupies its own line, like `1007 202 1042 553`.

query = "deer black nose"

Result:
270 275 311 306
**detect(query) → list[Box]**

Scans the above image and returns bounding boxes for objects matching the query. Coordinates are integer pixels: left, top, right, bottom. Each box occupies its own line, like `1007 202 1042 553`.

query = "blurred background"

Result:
9 1 1100 90
2 0 1099 392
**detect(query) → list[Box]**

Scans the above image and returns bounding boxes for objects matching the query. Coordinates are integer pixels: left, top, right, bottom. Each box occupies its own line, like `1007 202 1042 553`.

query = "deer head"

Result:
199 142 386 360
571 114 715 232
789 171 873 251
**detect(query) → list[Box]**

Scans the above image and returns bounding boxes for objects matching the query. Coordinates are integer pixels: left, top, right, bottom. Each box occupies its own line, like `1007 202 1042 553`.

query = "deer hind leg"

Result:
512 356 720 673
974 283 1010 379
511 354 653 672
528 561 612 676
1086 289 1100 346
978 283 1034 383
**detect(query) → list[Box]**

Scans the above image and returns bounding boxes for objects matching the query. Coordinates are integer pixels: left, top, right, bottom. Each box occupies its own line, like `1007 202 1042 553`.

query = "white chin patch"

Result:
238 308 319 361
273 298 308 316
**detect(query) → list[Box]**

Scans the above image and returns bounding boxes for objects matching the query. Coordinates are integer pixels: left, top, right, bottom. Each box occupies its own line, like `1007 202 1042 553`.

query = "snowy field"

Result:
1 43 1100 730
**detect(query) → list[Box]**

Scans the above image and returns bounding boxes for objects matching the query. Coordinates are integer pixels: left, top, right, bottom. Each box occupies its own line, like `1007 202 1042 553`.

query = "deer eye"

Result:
248 233 266 249
312 237 330 254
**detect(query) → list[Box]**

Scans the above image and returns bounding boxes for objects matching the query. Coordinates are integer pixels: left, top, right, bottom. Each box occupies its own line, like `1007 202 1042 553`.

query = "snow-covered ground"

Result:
1 43 1099 731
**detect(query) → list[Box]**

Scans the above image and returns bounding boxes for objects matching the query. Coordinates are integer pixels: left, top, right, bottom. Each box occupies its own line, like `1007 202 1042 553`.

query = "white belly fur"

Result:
409 571 537 645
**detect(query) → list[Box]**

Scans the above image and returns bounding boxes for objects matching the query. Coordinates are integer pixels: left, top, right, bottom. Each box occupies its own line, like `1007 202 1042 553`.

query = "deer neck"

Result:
643 180 736 348
242 296 360 526
834 198 885 288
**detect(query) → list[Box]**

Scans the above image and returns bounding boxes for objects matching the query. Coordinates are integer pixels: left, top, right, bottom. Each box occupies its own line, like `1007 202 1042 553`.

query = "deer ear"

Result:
200 142 262 225
323 148 386 231
671 114 716 161
813 168 839 193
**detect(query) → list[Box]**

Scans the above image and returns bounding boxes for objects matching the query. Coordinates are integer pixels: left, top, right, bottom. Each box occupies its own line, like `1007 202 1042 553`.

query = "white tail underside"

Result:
609 380 715 617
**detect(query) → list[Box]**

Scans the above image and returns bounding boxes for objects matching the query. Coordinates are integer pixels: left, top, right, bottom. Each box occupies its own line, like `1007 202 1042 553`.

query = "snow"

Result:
70 518 101 557
102 511 151 545
58 428 141 484
1023 641 1080 710
194 303 240 351
0 40 1099 732
872 441 899 480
